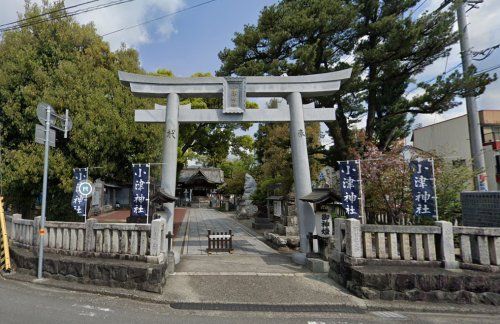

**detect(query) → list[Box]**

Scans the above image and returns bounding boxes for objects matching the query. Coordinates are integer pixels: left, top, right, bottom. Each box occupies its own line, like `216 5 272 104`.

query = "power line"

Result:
405 62 462 95
472 42 500 61
405 61 500 96
413 0 431 14
0 0 135 33
100 0 218 37
0 0 101 28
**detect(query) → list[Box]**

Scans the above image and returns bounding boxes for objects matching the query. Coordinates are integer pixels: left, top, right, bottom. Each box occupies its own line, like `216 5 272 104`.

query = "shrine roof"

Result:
300 189 341 204
178 167 224 185
150 188 177 203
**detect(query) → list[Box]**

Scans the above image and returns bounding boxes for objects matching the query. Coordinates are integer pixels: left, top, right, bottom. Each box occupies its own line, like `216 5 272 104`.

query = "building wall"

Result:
484 145 499 191
413 114 499 191
413 115 471 163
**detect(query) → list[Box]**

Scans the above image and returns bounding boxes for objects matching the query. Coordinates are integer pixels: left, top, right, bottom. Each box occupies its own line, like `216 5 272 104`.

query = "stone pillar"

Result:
33 216 41 253
287 92 315 259
345 219 362 258
332 218 344 262
435 221 459 269
11 214 22 239
85 218 97 252
149 219 162 257
161 93 179 234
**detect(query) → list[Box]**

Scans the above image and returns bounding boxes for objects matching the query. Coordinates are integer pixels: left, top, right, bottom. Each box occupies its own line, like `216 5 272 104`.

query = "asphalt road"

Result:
1 278 499 324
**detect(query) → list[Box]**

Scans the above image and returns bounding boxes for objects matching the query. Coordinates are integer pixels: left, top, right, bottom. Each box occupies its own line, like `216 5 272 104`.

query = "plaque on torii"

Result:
118 69 352 258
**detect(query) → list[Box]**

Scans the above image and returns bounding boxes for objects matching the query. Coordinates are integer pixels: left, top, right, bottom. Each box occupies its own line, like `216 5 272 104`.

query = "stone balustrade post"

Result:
11 214 22 239
85 219 97 252
33 216 41 251
332 218 344 262
435 221 459 269
160 219 167 254
345 218 363 258
150 219 162 257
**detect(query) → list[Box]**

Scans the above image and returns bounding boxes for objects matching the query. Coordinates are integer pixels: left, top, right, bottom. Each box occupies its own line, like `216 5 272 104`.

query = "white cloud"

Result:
0 0 186 50
409 0 500 129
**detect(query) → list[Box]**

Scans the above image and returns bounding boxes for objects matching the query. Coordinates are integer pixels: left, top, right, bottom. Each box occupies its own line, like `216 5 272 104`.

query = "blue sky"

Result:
136 0 278 76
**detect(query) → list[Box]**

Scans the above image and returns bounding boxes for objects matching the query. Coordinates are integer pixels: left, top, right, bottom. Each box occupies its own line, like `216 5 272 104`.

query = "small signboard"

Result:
223 77 246 114
36 102 55 125
409 159 438 219
315 212 333 238
35 124 56 147
77 181 93 198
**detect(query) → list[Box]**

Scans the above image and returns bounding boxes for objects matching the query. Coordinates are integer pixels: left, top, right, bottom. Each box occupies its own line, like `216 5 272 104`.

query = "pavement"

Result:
174 208 277 256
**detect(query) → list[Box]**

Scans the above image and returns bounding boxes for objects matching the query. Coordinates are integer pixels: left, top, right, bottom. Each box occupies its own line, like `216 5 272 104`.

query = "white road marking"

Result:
372 311 407 319
73 304 113 312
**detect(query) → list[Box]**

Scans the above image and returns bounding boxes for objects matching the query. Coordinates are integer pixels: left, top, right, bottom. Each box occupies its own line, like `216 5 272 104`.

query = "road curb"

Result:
2 271 500 315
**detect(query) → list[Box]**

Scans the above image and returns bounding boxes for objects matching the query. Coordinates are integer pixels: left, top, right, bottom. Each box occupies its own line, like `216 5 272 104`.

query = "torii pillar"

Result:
118 70 352 262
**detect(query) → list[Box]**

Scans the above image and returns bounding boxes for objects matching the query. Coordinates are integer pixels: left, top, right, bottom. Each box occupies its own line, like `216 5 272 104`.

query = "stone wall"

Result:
461 192 500 227
10 246 173 293
329 260 500 305
330 218 500 304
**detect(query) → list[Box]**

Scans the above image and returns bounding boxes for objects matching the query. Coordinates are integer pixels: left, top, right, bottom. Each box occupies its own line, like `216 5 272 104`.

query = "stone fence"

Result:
333 218 500 270
5 214 169 264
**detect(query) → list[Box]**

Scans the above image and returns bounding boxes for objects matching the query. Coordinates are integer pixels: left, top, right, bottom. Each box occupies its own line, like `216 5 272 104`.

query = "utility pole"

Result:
456 0 488 191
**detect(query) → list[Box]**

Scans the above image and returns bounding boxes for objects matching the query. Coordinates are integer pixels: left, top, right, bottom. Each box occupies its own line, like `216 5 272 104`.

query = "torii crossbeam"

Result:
119 69 352 260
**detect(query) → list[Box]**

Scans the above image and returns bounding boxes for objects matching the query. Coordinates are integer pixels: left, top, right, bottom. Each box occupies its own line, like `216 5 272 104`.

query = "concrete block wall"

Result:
461 192 500 227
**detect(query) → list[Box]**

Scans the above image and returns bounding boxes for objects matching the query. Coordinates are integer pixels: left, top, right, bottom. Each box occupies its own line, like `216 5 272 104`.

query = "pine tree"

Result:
218 0 495 162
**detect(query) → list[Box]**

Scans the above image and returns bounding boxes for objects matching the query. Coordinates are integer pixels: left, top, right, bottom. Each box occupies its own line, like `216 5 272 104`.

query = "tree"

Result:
0 1 162 219
253 99 323 196
360 141 473 224
218 0 495 163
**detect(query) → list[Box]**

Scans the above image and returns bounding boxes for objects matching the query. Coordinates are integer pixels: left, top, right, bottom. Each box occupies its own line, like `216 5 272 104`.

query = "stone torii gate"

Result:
118 69 351 260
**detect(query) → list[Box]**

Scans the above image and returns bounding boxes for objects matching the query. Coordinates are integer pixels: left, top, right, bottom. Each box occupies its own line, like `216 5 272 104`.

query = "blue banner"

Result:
338 160 362 218
72 168 88 217
409 159 438 218
132 164 150 218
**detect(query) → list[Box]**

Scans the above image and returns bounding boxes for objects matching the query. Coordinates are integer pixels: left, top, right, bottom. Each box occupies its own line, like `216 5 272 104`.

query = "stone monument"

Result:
237 174 258 219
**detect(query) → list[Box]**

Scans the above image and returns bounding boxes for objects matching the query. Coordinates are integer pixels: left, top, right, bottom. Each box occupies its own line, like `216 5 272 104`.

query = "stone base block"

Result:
306 258 329 273
274 223 298 236
10 246 169 294
329 260 500 305
252 217 274 229
264 232 287 247
286 236 300 249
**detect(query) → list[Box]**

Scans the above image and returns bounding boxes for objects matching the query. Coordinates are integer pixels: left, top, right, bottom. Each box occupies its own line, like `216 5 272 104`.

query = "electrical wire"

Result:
0 0 101 28
0 0 135 33
100 0 218 37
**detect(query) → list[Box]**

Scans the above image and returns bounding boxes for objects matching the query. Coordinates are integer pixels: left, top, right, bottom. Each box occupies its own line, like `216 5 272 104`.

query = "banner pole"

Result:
430 158 439 221
146 163 150 224
357 160 366 224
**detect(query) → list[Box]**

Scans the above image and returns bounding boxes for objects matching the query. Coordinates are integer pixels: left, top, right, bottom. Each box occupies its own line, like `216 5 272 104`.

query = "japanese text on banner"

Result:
338 160 362 218
71 168 88 217
132 164 150 218
409 159 438 218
